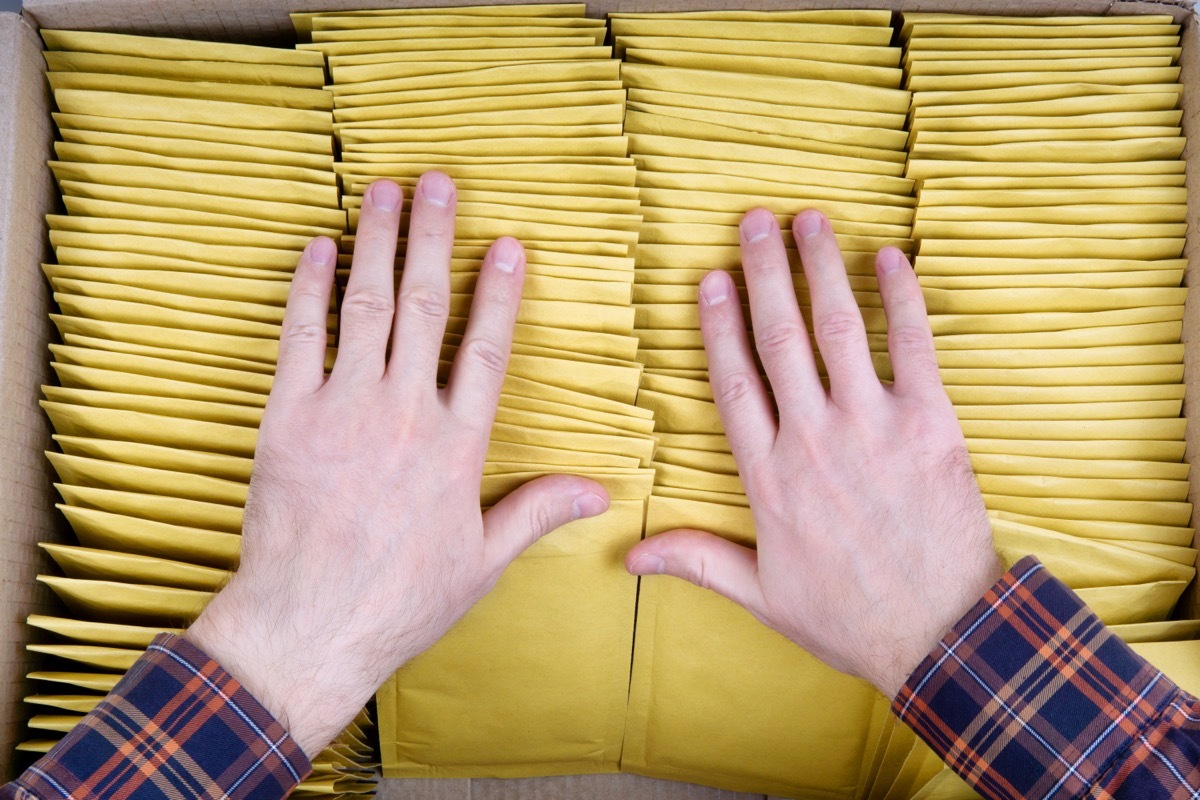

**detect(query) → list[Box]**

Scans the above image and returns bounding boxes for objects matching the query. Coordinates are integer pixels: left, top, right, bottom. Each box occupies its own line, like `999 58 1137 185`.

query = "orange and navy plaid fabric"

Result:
3 634 309 800
895 556 1200 799
7 560 1199 800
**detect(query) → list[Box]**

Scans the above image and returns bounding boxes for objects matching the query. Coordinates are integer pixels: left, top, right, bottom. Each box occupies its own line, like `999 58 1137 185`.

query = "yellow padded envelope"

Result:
41 29 325 67
40 544 231 593
54 435 254 484
26 644 144 672
26 615 180 649
378 500 642 778
610 18 893 47
36 575 212 626
56 129 335 174
43 51 326 88
52 362 268 407
46 451 249 506
52 89 333 135
58 504 241 570
52 112 333 159
624 497 885 797
46 72 333 112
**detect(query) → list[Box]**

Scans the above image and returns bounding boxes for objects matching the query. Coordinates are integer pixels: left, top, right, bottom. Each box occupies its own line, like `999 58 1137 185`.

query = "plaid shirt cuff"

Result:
893 556 1190 800
7 633 310 800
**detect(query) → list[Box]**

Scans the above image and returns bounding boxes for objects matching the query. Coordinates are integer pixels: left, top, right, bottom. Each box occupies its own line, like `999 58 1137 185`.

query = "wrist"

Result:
871 550 1005 699
185 582 377 758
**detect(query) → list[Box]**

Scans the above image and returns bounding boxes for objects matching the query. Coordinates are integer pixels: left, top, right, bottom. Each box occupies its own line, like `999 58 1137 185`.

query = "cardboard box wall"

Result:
2 0 1198 797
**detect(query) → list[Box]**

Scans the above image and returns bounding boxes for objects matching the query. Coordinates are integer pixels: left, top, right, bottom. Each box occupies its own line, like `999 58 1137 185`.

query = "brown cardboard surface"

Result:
0 10 66 779
18 0 1195 35
3 1 1200 797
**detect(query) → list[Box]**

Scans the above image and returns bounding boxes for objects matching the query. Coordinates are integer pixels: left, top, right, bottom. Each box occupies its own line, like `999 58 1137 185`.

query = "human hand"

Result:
625 208 1001 699
185 174 610 757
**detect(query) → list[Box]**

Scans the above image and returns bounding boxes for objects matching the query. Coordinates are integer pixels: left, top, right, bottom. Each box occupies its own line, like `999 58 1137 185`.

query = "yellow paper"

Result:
378 501 643 778
43 401 258 459
57 504 241 569
44 50 325 88
624 496 881 796
26 614 180 649
39 544 230 592
53 112 333 156
37 575 212 625
42 29 325 67
47 72 333 112
53 89 333 135
47 450 248 506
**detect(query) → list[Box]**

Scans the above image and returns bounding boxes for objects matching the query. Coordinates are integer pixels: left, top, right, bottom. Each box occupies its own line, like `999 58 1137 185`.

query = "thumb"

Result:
483 474 609 572
627 529 764 613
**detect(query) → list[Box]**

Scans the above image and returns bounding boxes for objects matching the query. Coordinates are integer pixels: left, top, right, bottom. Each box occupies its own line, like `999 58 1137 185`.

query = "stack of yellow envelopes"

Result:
904 11 1196 634
297 4 654 779
611 10 915 796
899 14 1198 799
29 29 375 797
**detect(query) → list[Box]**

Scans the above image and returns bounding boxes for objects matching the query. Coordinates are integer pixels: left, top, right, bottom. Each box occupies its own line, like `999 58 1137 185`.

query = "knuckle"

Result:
684 554 712 592
716 371 757 407
341 289 394 322
815 309 866 346
888 323 932 353
461 337 509 377
530 503 558 537
400 285 449 322
755 320 806 359
283 321 327 346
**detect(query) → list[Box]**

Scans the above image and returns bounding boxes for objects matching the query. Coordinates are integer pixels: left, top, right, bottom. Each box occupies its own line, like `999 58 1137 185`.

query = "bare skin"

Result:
188 184 1000 757
625 208 1001 698
186 174 609 757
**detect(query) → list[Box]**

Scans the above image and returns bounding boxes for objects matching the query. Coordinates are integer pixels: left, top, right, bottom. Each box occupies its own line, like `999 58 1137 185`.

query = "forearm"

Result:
895 556 1200 799
3 634 309 800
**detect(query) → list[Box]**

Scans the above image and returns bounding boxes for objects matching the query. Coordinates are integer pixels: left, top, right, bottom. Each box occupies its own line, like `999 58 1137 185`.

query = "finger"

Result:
698 269 776 464
792 210 880 407
482 474 609 573
333 179 403 383
738 208 823 411
389 171 456 385
626 529 764 614
876 247 942 396
447 237 524 427
273 236 337 398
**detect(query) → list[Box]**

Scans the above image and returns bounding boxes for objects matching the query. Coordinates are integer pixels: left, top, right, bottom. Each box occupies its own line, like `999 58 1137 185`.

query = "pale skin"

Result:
187 174 1002 758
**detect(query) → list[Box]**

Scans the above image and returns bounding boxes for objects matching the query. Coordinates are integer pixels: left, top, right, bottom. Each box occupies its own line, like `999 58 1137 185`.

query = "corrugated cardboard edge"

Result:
5 1 1200 797
0 11 64 780
19 0 1196 35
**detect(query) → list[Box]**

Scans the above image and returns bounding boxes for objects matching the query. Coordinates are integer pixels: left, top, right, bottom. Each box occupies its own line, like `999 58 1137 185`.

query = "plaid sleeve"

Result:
3 633 310 800
894 555 1200 800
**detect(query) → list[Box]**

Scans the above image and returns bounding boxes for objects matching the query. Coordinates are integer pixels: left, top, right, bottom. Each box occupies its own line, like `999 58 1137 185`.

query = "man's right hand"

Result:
625 207 1002 699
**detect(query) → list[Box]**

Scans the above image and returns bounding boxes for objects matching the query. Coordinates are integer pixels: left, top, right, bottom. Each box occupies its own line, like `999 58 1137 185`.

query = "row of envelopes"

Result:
24 6 1200 800
28 29 375 796
613 9 926 799
879 13 1200 800
293 2 656 784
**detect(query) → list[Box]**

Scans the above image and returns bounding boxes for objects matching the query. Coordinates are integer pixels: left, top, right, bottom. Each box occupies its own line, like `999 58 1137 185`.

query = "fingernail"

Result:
491 237 524 274
418 171 454 207
370 180 401 212
795 210 824 239
878 247 903 275
629 554 665 575
699 271 729 305
739 208 774 243
308 237 336 266
572 492 608 520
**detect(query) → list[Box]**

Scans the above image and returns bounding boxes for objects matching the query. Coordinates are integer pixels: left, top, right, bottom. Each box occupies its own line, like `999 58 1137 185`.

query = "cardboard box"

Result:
2 1 1198 797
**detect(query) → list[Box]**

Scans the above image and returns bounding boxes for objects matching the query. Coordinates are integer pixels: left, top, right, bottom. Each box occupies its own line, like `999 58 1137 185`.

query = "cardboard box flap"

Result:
0 10 67 779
